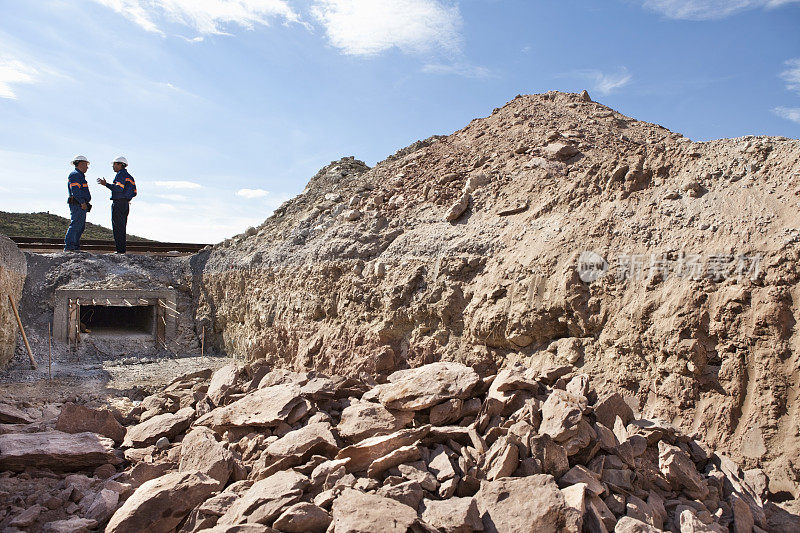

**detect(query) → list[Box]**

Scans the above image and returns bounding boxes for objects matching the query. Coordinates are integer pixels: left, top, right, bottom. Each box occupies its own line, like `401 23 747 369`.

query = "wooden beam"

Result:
48 322 52 380
8 295 37 370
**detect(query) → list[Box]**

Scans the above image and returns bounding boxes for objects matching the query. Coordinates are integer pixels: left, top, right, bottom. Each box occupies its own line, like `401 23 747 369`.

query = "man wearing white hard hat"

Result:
97 157 137 254
64 156 92 251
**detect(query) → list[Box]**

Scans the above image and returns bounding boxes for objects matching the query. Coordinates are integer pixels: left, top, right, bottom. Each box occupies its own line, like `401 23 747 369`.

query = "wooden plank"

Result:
156 301 166 345
8 295 37 370
48 322 52 380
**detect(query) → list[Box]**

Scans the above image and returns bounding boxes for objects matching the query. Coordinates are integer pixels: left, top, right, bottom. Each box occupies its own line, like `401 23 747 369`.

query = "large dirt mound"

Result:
195 91 800 499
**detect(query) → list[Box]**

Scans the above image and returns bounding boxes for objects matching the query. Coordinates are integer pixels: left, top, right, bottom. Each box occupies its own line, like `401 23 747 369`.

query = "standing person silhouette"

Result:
64 156 91 252
97 156 137 254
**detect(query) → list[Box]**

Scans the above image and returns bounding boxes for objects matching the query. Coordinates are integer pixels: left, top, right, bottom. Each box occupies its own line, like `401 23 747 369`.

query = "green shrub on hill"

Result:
0 211 152 241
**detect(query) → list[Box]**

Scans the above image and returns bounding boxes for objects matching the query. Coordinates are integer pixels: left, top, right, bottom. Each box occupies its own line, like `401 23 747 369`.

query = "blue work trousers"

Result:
64 203 86 251
112 200 129 253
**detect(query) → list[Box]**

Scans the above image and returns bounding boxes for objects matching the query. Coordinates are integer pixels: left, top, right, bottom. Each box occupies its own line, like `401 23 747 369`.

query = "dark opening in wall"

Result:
56 290 176 344
80 305 155 335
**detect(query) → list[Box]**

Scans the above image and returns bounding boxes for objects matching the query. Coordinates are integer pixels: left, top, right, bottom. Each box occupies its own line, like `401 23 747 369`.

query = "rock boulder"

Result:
336 425 431 473
179 426 234 489
57 403 126 444
375 363 480 411
475 475 567 533
330 489 420 533
123 406 194 447
217 470 309 525
105 471 218 533
0 431 116 472
196 385 307 430
421 497 483 533
336 401 414 442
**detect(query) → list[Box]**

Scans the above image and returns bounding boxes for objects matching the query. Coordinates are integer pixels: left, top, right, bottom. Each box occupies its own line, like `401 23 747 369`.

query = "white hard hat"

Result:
72 155 89 164
113 156 128 166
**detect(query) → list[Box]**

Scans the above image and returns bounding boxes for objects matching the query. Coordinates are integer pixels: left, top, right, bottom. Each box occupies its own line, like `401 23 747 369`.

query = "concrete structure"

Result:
54 289 177 344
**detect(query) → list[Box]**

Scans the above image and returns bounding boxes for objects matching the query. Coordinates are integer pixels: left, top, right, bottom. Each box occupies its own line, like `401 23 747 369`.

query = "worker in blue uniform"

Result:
64 155 91 252
97 156 137 254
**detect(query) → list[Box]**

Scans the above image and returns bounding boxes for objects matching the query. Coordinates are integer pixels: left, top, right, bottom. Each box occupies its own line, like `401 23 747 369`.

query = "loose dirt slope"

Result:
195 91 800 498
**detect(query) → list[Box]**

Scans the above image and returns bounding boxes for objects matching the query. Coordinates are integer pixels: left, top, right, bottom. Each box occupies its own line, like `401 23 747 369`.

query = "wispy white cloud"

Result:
92 0 477 75
0 57 39 99
779 58 800 94
152 81 203 99
640 0 800 20
154 193 189 201
144 201 179 212
773 106 800 124
91 0 161 32
154 180 203 189
774 58 800 124
568 67 632 95
237 188 270 198
422 62 491 79
311 0 463 56
90 0 301 35
160 82 182 92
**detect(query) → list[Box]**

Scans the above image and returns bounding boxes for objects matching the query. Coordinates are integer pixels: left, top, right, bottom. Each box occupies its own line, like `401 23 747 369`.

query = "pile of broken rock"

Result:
0 361 796 532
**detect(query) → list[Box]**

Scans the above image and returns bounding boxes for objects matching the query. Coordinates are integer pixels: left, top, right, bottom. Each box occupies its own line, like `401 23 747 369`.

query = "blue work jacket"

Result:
105 168 137 200
67 169 91 203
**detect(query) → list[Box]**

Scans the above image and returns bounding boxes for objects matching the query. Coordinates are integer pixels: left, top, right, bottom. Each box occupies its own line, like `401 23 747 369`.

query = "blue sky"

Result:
1 0 799 242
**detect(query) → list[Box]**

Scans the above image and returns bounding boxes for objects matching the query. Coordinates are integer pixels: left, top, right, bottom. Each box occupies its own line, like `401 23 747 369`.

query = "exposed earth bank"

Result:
195 91 800 501
0 234 27 366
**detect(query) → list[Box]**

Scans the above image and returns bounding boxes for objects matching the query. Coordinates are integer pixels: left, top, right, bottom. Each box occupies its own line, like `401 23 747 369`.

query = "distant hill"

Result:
0 211 152 241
